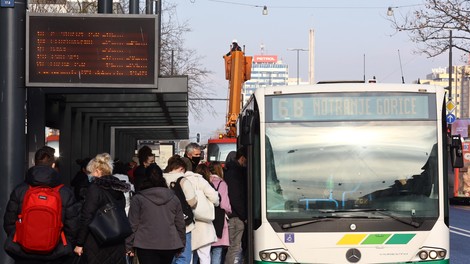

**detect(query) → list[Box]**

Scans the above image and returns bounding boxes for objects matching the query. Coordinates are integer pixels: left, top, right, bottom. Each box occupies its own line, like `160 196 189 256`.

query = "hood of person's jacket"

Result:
25 165 61 187
94 175 131 193
139 187 175 206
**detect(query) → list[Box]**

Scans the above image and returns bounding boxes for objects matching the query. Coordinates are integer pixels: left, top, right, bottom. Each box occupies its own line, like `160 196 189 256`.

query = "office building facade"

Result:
243 55 288 103
421 65 470 118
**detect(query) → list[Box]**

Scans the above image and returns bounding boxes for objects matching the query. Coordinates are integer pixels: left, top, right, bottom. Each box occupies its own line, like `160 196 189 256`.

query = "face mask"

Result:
192 157 201 165
88 175 95 182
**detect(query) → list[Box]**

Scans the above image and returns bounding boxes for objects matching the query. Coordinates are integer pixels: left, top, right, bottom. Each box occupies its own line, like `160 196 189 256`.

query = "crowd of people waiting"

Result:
3 142 248 264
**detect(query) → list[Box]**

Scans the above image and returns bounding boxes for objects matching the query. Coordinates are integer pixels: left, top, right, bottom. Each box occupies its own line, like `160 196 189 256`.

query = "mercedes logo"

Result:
346 248 361 263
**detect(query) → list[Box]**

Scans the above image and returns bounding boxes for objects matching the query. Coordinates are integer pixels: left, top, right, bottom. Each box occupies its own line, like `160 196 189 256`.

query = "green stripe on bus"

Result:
337 233 416 245
254 261 288 264
361 234 391 244
385 233 416 244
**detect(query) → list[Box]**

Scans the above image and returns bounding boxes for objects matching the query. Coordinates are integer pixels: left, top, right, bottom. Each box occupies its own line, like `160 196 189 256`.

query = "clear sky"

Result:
172 0 465 142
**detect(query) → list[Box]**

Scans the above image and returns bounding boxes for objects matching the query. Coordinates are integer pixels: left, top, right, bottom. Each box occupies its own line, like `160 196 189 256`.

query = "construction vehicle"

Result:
206 47 252 163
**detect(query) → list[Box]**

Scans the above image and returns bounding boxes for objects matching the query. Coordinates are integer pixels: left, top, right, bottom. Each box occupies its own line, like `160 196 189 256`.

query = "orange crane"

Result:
206 46 252 163
223 49 252 138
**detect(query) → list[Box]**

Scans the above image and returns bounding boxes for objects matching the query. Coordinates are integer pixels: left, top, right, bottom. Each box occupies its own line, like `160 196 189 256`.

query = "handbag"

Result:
213 181 226 238
126 255 136 264
193 183 215 223
88 190 132 246
72 255 85 264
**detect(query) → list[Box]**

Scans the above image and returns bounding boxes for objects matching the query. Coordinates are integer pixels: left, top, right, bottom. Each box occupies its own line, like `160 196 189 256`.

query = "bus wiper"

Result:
281 215 383 230
281 218 333 229
376 211 422 228
319 208 388 213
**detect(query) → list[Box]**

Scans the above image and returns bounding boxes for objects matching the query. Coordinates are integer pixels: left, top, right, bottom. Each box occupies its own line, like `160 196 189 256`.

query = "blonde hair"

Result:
87 153 114 176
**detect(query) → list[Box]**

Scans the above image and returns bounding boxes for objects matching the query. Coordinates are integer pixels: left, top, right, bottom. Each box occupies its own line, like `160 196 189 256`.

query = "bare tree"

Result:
29 0 101 13
28 1 215 120
159 2 215 120
389 0 470 58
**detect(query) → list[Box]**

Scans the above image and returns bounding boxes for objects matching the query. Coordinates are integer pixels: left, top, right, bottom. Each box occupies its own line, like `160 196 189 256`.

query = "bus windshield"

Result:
264 93 439 221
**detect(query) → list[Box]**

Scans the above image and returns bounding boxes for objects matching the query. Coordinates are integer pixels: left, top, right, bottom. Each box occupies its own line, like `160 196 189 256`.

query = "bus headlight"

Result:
418 251 428 260
438 250 446 258
260 252 268 260
259 249 291 262
279 252 288 261
416 247 446 261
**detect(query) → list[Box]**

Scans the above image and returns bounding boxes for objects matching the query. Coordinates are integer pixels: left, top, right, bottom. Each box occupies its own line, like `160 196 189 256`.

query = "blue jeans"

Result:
210 246 224 264
173 232 192 264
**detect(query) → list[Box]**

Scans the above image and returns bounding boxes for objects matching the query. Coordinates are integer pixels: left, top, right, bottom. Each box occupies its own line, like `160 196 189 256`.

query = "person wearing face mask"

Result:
134 145 156 192
183 143 202 172
223 147 247 264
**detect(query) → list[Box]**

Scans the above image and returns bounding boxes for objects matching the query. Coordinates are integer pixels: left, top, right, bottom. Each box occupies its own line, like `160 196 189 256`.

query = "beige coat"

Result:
185 171 220 250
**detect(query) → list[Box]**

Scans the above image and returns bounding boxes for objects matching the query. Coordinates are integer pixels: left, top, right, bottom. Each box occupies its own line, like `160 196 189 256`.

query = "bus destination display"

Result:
268 93 435 122
27 14 157 88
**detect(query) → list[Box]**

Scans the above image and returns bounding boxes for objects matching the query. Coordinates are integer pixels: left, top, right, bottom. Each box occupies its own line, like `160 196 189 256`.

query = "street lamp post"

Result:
288 48 308 85
448 30 453 101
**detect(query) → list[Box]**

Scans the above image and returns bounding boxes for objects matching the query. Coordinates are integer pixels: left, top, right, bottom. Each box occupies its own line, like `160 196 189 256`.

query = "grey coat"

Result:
126 187 185 251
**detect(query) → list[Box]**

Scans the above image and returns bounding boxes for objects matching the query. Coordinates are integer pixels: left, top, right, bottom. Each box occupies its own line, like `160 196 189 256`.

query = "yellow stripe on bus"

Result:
336 234 367 245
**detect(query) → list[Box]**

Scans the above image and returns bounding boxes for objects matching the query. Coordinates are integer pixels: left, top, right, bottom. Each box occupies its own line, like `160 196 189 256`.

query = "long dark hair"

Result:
195 163 211 182
141 163 167 190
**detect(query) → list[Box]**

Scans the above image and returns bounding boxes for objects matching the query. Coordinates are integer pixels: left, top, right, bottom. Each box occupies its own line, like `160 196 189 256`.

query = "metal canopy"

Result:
42 76 189 171
45 76 189 142
46 92 188 140
36 76 188 184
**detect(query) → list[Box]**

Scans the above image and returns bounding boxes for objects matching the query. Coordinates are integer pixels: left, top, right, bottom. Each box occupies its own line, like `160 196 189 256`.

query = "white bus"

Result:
238 83 463 264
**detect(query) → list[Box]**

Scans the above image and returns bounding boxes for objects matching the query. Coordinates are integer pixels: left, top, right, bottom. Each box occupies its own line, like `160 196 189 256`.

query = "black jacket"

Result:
71 170 90 202
133 165 146 192
3 165 80 261
224 160 247 221
76 175 130 264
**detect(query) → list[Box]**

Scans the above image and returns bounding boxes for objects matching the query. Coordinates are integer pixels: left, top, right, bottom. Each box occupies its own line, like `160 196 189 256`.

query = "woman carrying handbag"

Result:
74 153 131 264
187 162 220 264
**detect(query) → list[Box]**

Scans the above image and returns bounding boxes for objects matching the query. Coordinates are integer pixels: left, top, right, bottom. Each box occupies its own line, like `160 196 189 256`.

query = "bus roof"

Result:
256 83 444 96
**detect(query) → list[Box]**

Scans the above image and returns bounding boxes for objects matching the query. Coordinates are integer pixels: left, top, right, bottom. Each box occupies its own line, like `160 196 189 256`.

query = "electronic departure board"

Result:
26 13 158 88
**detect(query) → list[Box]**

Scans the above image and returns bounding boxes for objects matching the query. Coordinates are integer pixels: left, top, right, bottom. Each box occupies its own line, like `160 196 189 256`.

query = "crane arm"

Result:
223 50 252 138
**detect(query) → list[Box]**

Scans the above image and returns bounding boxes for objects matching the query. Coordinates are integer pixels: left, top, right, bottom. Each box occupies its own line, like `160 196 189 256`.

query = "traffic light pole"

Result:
0 0 27 263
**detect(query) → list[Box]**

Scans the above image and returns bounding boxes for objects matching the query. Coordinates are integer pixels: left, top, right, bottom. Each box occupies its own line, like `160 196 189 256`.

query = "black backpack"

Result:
170 177 194 226
212 181 226 238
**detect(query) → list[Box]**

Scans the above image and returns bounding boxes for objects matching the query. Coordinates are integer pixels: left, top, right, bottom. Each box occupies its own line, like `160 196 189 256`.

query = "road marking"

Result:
450 226 470 237
452 206 470 210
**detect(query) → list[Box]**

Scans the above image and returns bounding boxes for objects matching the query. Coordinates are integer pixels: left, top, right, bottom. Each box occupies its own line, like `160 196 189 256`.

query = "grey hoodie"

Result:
126 187 186 251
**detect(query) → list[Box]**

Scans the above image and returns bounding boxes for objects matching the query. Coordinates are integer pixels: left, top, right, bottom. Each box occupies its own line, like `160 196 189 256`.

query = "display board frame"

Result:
26 13 159 88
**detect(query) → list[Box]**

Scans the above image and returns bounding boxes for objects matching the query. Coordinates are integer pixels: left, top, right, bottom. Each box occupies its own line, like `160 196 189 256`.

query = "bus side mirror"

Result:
450 135 464 168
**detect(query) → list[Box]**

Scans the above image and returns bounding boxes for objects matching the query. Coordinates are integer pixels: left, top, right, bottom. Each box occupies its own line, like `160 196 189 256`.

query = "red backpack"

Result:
13 184 67 254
